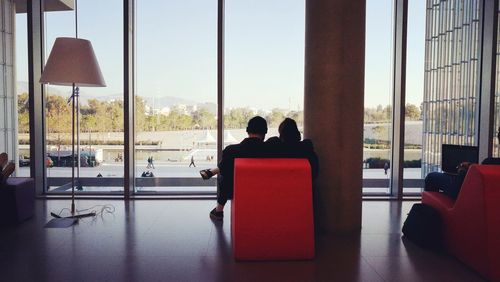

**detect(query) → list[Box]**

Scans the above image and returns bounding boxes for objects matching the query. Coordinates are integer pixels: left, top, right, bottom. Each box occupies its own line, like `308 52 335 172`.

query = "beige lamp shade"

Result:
39 37 106 87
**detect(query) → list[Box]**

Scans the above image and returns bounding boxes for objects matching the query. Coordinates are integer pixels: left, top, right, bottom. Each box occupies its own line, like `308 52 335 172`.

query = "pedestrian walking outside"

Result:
150 156 155 169
189 155 196 167
384 162 389 176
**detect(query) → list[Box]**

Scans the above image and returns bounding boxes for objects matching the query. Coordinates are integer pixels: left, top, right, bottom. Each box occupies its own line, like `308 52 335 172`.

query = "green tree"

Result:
46 94 72 151
17 93 29 133
192 108 216 129
135 96 147 132
405 103 421 120
266 108 285 128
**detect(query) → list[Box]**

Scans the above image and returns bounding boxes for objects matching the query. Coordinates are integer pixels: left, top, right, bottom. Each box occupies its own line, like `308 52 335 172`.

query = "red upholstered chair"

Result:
231 158 315 260
422 165 500 281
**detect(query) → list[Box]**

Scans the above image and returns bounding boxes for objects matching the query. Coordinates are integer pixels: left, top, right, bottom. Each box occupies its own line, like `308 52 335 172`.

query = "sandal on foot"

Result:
209 208 223 220
200 169 214 180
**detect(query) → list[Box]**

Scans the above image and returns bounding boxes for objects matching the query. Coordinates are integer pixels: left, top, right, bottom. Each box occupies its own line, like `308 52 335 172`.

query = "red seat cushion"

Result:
231 158 315 260
421 165 500 281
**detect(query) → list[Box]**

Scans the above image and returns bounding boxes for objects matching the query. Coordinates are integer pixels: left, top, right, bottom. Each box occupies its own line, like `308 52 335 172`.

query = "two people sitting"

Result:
200 116 319 220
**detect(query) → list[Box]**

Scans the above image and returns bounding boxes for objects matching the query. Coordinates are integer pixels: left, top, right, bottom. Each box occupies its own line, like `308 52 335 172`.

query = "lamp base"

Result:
51 212 96 219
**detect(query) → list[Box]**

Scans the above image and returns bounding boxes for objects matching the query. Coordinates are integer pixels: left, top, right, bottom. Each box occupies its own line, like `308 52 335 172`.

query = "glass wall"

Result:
363 0 394 194
135 0 217 193
15 12 29 176
225 0 305 147
43 1 124 193
403 0 426 194
422 0 480 174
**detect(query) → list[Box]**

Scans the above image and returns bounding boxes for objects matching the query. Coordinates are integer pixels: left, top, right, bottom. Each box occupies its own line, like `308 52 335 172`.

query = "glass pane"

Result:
225 0 305 152
403 0 426 194
135 1 217 193
363 0 394 195
44 1 124 193
422 0 481 174
16 13 30 176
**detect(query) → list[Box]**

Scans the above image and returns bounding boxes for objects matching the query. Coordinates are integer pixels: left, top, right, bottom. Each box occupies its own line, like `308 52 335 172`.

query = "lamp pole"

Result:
71 83 76 214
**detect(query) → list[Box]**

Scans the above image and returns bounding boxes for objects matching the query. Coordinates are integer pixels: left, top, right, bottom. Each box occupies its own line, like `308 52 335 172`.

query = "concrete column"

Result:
304 0 365 233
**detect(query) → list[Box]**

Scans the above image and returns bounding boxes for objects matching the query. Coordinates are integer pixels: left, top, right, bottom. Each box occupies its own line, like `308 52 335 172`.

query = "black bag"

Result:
402 203 443 250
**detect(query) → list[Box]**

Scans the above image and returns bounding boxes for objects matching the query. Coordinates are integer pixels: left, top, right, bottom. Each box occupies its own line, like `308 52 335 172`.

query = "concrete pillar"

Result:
304 0 365 233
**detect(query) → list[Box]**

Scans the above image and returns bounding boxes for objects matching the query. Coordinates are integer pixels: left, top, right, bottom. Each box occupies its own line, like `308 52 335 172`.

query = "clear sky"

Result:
15 0 426 110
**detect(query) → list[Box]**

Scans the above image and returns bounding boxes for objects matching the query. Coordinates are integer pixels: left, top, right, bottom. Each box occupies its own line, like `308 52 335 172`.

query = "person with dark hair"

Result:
203 116 269 220
266 118 319 179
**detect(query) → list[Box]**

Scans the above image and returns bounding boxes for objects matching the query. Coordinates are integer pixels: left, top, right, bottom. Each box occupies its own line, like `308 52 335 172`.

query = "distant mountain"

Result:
142 96 216 114
142 96 198 108
17 81 228 115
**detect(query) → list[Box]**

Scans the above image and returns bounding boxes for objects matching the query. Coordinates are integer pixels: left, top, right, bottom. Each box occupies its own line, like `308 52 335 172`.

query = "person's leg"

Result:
0 152 7 171
0 162 15 183
210 174 227 220
424 172 453 192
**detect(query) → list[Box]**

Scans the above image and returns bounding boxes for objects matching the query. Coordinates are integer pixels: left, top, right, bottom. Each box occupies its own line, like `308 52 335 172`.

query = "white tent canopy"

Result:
196 130 239 144
224 131 237 143
196 130 216 144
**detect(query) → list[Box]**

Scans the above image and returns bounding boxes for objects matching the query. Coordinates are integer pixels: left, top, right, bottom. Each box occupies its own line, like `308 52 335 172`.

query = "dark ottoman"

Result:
0 177 35 225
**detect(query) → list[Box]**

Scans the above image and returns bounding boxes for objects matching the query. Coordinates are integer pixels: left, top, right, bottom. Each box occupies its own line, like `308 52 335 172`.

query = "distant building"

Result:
422 0 481 175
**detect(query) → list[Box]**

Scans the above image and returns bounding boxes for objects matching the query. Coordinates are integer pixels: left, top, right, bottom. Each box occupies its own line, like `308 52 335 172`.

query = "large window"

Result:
225 0 305 151
15 12 29 176
363 0 394 194
135 0 217 193
422 0 480 174
43 1 123 193
14 0 497 197
403 0 426 194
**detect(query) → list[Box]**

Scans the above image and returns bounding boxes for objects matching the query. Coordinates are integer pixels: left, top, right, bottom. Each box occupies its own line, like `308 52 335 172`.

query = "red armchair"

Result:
422 165 500 281
231 158 315 260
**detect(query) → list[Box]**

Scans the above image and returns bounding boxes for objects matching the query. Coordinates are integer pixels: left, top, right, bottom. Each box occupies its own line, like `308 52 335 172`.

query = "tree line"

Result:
17 93 422 134
17 93 304 134
364 104 422 123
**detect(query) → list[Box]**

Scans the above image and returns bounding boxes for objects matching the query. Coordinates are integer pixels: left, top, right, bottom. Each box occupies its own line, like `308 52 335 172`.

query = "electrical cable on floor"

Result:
54 204 116 220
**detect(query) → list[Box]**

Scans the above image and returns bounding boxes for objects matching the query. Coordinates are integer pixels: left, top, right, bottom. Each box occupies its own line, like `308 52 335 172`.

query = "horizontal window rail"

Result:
47 177 423 190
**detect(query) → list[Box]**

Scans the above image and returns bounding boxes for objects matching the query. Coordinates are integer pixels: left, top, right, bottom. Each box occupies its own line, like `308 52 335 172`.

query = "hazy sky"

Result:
15 0 426 110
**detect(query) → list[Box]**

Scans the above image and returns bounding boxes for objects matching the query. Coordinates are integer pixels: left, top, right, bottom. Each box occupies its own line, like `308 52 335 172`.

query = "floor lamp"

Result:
40 37 106 217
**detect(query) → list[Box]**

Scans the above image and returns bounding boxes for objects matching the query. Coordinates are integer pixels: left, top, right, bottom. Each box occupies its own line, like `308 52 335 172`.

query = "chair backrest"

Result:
232 158 315 260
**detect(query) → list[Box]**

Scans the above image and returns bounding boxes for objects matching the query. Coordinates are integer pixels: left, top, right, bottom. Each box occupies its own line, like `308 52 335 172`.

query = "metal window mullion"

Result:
124 0 135 199
217 0 224 164
391 0 408 199
27 0 46 195
477 0 498 161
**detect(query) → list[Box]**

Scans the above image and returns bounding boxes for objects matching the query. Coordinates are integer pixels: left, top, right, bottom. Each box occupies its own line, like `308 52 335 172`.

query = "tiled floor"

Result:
0 200 485 282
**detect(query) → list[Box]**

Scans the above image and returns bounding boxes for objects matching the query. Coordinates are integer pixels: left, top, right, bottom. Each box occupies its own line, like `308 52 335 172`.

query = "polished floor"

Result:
0 200 485 282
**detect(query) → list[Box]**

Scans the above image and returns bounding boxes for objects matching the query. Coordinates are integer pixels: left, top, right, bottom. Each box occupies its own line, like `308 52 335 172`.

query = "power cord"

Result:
52 204 116 219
